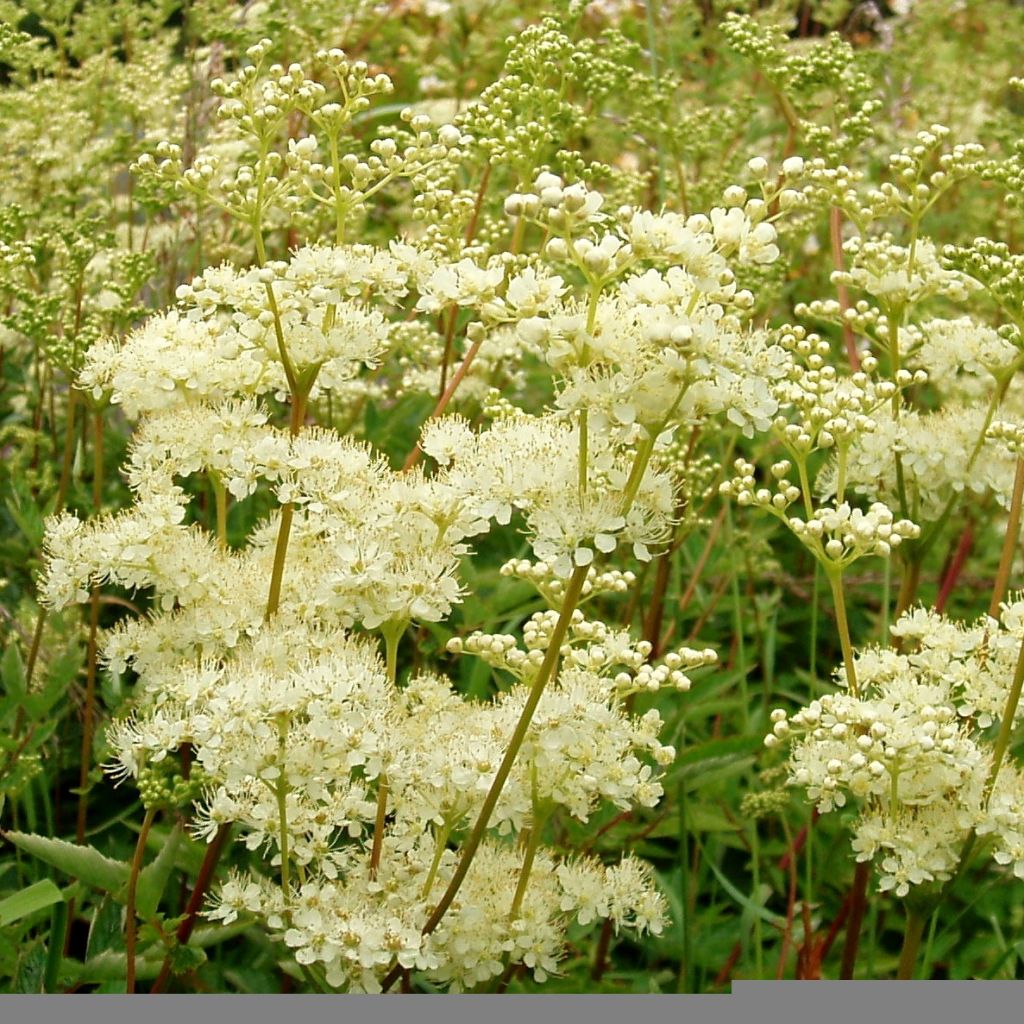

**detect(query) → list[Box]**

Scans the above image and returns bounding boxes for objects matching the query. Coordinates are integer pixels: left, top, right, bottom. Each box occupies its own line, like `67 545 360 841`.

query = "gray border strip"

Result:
1 987 1023 1024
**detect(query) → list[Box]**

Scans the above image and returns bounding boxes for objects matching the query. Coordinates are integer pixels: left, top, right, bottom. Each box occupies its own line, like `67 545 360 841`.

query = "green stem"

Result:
408 564 589 944
988 454 1024 619
126 807 157 993
421 820 453 900
275 717 292 903
44 898 68 993
893 557 921 620
76 409 105 844
897 905 927 980
578 408 588 505
265 389 309 620
26 383 84 689
620 385 689 515
508 820 544 923
826 566 858 696
381 620 406 685
211 473 228 548
983 635 1024 806
369 775 388 881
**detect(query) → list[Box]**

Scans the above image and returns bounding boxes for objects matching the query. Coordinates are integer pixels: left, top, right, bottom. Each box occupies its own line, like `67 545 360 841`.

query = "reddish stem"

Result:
935 520 974 614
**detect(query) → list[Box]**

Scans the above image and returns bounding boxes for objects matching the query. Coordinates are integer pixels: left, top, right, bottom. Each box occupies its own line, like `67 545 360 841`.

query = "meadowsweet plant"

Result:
5 0 1024 996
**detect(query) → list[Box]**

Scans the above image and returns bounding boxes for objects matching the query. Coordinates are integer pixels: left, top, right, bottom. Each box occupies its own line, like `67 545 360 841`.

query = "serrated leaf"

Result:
133 825 181 919
86 897 123 960
3 832 129 895
0 879 63 926
15 944 46 992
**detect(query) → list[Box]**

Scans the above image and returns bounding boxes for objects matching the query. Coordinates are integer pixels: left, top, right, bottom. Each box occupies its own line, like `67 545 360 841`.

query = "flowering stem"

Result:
893 557 921 620
621 432 658 513
26 383 82 689
829 206 860 372
401 332 486 472
126 806 157 993
369 776 388 881
265 388 310 620
76 584 100 845
211 473 228 548
421 820 453 899
983 634 1024 806
620 386 688 515
150 824 232 994
275 716 292 903
381 619 405 684
382 563 590 990
825 566 857 696
508 822 543 923
988 454 1024 619
76 408 106 844
578 408 589 505
796 456 814 519
896 905 927 980
437 304 459 398
839 861 870 979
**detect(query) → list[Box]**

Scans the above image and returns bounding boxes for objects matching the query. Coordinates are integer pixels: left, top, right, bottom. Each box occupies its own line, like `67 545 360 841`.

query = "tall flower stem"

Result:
76 409 105 843
126 807 157 993
265 387 310 619
984 635 1024 806
273 715 295 906
25 385 82 689
988 454 1024 619
829 206 860 372
896 905 927 980
380 563 590 991
150 824 232 994
825 566 857 696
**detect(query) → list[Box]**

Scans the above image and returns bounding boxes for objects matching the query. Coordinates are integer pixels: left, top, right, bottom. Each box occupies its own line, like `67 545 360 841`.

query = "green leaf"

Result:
86 897 123 960
133 825 181 919
14 944 46 993
0 879 63 926
5 490 45 549
3 832 130 895
673 735 764 767
1 644 26 700
697 837 786 929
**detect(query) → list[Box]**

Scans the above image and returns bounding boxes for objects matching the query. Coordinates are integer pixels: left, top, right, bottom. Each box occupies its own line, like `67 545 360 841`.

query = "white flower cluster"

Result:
827 400 1018 519
78 242 428 415
901 317 1020 400
786 502 919 565
209 840 664 992
101 610 671 989
421 412 674 575
767 603 1024 895
500 172 788 439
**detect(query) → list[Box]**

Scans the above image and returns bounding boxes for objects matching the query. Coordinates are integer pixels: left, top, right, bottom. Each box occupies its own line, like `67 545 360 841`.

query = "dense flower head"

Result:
767 603 1024 893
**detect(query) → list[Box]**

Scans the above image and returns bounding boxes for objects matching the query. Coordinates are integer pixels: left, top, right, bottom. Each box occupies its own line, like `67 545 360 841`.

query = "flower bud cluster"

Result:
855 126 985 222
448 610 714 693
787 501 919 565
499 558 637 601
942 238 1024 318
835 235 976 310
